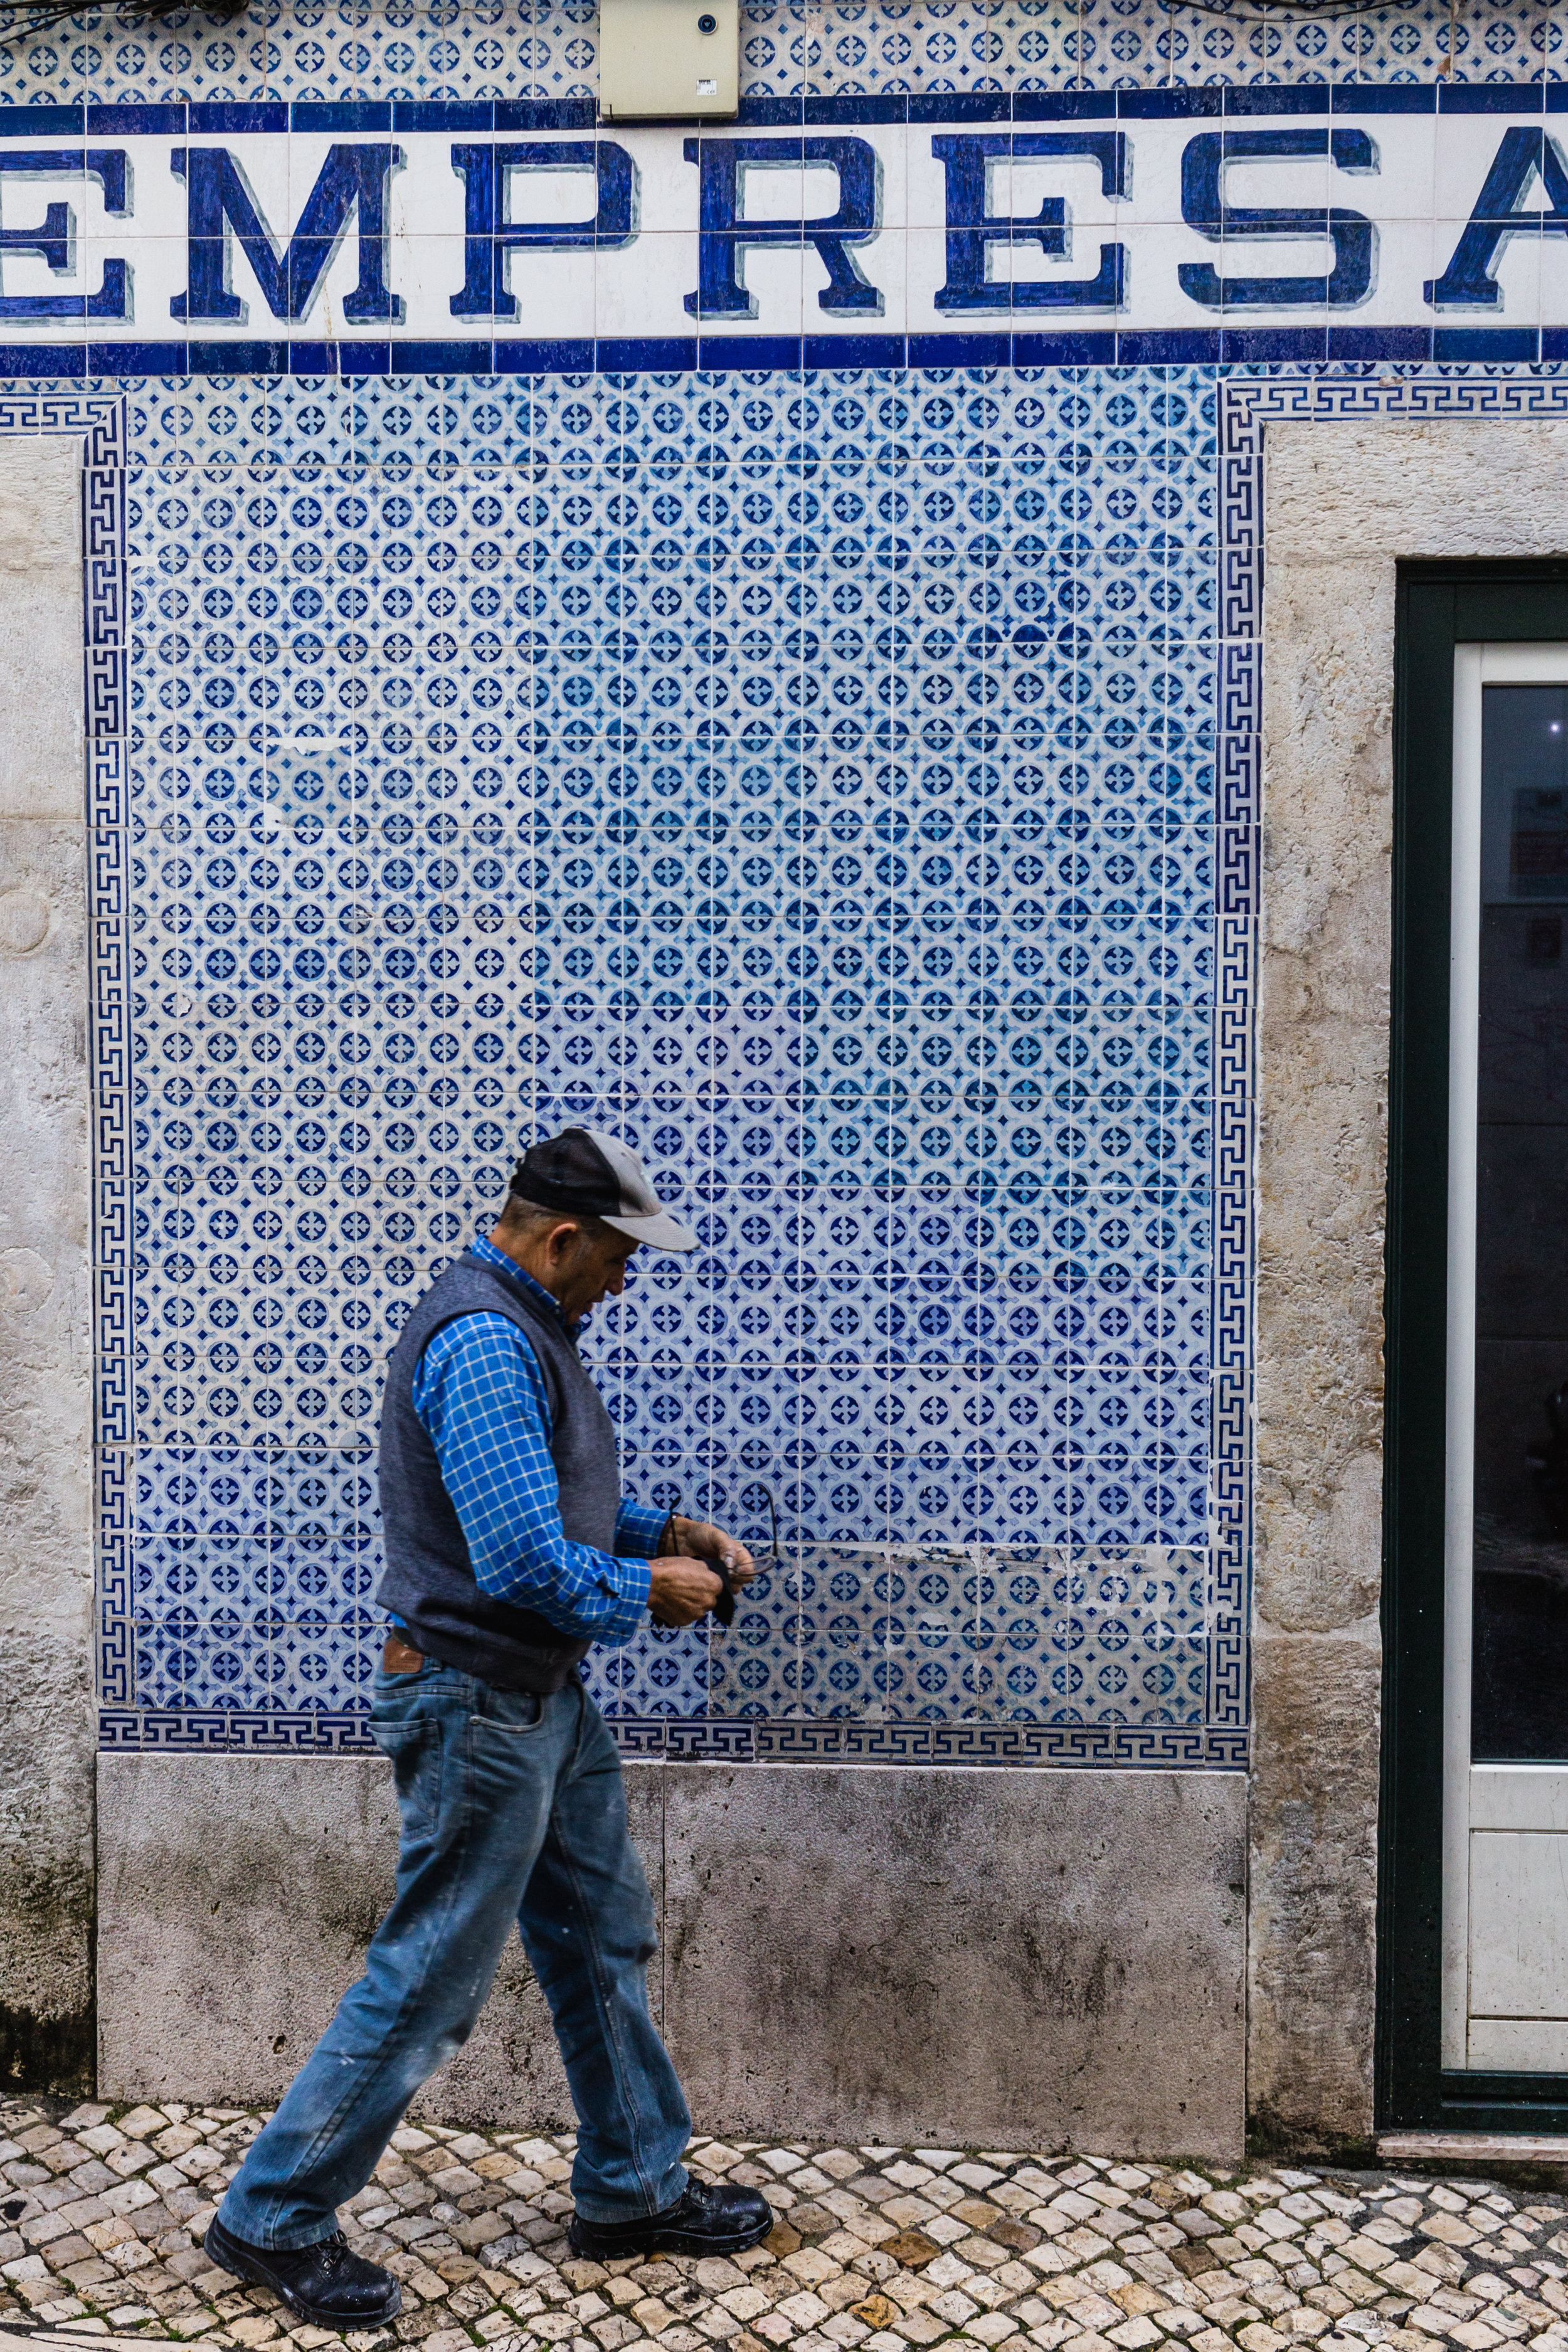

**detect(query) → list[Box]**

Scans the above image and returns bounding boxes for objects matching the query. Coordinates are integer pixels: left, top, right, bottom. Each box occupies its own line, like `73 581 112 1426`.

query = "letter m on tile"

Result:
171 144 404 322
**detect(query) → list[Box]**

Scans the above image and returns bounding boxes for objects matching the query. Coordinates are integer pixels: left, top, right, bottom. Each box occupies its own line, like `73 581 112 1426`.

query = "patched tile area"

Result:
3 2103 1568 2352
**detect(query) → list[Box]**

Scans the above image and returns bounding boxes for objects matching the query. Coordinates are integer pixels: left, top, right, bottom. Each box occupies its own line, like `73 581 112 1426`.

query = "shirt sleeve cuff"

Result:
615 1496 669 1559
600 1553 651 1641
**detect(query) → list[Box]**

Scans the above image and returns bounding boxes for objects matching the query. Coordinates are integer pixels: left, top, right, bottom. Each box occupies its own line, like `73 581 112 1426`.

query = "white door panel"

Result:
1470 1765 1568 1831
1444 644 1568 2074
1466 2019 1568 2072
1470 1826 1568 2010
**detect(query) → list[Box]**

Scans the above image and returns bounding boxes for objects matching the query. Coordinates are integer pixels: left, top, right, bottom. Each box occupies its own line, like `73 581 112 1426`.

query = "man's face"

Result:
554 1224 640 1322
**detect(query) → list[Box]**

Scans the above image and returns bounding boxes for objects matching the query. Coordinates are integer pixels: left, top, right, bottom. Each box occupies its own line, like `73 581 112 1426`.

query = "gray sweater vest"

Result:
376 1249 625 1692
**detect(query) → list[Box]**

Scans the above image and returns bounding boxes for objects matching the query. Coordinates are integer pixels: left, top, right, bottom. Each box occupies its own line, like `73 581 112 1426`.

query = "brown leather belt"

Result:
383 1633 425 1674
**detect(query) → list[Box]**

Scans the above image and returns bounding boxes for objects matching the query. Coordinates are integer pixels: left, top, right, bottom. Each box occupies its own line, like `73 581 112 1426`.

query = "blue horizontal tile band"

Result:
0 83 1554 140
0 326 1547 376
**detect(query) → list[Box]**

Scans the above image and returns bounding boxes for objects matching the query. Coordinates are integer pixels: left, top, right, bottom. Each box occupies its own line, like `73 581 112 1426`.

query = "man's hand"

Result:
648 1557 725 1627
665 1514 757 1588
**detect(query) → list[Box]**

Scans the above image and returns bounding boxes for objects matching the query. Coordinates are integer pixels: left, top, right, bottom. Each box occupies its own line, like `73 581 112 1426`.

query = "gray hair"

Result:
497 1194 615 1248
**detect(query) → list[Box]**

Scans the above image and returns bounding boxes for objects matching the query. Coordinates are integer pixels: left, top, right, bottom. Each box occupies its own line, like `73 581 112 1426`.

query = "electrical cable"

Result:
0 0 1456 65
0 0 243 47
1159 0 1426 21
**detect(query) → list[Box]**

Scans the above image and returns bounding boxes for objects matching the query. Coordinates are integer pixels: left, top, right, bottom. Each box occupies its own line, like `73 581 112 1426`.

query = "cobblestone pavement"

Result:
3 2103 1568 2352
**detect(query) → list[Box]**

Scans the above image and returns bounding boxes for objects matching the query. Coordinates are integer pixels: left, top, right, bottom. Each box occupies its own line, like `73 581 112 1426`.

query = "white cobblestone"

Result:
0 2106 1565 2352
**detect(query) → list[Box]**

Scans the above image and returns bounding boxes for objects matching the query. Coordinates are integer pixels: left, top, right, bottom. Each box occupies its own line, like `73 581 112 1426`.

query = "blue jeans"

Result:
218 1663 691 2250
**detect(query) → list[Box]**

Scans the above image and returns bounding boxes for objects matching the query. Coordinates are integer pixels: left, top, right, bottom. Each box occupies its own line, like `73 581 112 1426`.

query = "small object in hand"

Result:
657 1504 736 1627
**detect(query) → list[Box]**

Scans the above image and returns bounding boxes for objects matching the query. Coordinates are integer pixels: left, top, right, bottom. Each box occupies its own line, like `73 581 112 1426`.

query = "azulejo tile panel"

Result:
32 316 1562 1761
0 0 1554 114
49 356 1239 1764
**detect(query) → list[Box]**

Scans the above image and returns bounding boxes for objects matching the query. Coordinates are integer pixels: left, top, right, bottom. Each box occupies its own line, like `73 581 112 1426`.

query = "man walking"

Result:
204 1128 773 2329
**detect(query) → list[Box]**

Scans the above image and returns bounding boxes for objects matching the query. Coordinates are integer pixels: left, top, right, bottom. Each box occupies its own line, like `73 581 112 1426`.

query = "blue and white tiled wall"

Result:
14 0 1554 1769
97 361 1221 1761
0 0 1555 109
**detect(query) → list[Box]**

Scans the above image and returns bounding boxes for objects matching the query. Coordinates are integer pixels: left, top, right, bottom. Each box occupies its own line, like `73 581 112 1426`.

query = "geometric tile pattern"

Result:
0 0 1547 1811
56 352 1568 1770
0 0 1539 1769
4 2096 1568 2352
76 359 1226 1761
0 0 1554 115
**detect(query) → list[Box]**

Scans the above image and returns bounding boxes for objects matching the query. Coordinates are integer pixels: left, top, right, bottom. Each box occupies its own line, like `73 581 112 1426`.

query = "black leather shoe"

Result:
204 2213 402 2328
568 2174 774 2260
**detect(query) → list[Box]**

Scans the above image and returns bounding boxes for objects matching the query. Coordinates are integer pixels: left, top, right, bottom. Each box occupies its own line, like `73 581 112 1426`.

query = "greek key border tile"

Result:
95 1707 1248 1767
0 396 141 1710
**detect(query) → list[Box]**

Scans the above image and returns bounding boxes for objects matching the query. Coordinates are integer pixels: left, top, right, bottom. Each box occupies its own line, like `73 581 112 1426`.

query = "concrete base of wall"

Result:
98 1754 1247 2162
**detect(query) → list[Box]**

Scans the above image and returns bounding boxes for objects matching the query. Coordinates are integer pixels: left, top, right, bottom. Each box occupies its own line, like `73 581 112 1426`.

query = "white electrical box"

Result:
599 0 738 121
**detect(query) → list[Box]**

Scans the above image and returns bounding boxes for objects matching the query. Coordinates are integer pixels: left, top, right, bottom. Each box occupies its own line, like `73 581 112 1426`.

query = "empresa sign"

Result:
1 87 1565 369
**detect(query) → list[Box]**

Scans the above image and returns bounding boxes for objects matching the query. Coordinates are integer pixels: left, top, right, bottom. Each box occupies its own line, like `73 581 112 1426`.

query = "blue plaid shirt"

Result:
408 1234 662 1646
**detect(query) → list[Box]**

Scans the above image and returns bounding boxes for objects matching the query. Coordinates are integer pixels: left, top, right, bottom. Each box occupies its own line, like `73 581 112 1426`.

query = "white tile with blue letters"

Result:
0 0 1557 1766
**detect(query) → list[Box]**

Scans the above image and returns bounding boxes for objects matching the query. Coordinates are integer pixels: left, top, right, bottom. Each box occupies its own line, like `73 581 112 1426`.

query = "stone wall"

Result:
1252 417 1568 2149
0 437 95 2091
98 1754 1248 2162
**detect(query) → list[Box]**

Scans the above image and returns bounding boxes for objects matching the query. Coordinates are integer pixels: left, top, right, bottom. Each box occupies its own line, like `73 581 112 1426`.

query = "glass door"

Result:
1443 644 1568 2072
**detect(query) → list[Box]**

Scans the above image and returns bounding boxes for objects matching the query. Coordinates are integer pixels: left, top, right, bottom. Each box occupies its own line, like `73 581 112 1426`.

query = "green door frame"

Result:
1379 560 1568 2131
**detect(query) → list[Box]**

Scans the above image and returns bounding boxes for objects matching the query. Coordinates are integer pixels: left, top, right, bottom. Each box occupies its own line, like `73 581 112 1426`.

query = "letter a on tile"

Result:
1427 125 1568 309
